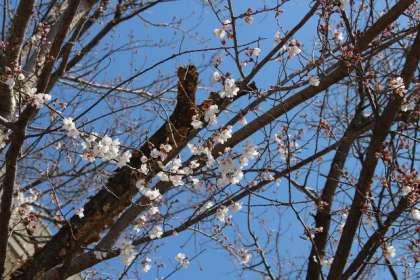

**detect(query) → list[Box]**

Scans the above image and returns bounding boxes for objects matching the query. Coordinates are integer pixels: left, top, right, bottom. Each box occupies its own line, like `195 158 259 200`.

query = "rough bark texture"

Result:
11 64 199 280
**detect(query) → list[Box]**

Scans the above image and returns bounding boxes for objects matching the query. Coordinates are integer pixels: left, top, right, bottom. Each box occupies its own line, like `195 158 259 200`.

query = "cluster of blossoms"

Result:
16 206 39 233
5 75 51 109
30 22 51 46
149 225 163 239
396 170 419 196
389 77 407 97
136 179 162 201
213 20 232 42
215 201 243 224
156 154 202 190
158 157 185 186
212 71 240 99
118 239 137 265
62 118 132 167
188 143 215 167
131 204 164 241
383 244 396 259
274 129 302 161
217 157 244 187
14 191 42 234
175 253 190 268
26 87 51 108
6 75 51 109
142 257 152 272
213 126 233 144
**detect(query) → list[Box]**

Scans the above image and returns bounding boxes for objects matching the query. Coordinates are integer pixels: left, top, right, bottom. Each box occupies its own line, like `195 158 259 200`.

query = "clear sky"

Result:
40 0 407 279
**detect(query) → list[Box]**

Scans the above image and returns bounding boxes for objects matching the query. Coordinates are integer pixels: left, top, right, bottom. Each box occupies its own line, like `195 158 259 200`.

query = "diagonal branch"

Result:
305 111 365 280
11 64 199 280
327 26 420 280
341 196 411 279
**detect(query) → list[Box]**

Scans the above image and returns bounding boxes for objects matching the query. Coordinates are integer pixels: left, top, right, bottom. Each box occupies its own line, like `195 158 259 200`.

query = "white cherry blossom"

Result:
231 201 242 212
219 77 239 98
62 117 79 138
411 208 420 221
213 28 226 40
288 39 301 57
149 225 163 239
175 253 190 268
142 257 152 272
118 239 136 265
117 150 131 167
212 71 222 83
191 115 203 129
383 244 396 259
216 205 229 222
309 76 320 87
204 104 219 124
248 47 261 57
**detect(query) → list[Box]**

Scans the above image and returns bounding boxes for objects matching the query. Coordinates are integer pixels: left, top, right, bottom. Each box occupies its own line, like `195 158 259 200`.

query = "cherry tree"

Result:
0 0 419 279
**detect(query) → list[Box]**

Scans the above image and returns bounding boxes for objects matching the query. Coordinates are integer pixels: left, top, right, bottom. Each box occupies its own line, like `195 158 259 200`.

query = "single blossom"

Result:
212 71 222 83
214 126 233 144
213 28 226 40
75 207 84 218
219 77 239 98
175 253 190 268
204 104 219 124
248 47 261 57
216 205 229 222
160 143 173 153
411 208 420 221
309 76 320 87
191 114 203 129
383 244 396 259
231 201 242 212
62 117 79 138
274 31 282 43
288 39 301 57
117 150 131 167
334 31 344 43
142 257 152 272
238 248 252 265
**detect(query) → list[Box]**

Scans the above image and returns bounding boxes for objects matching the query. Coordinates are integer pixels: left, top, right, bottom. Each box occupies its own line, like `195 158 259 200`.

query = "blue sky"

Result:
27 0 413 279
79 1 325 279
